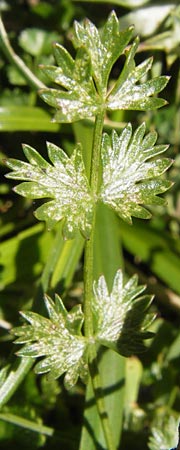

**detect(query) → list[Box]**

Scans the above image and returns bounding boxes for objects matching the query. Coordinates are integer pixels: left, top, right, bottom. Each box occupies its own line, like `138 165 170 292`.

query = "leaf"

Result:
99 123 172 224
5 142 93 239
72 11 134 95
124 357 143 423
72 0 151 6
148 417 180 450
0 223 54 288
0 106 59 131
18 28 60 56
39 11 169 122
79 350 125 450
119 4 175 38
12 294 88 390
119 220 180 294
92 269 155 356
7 66 27 86
107 38 169 111
167 334 180 361
40 45 101 122
0 227 84 409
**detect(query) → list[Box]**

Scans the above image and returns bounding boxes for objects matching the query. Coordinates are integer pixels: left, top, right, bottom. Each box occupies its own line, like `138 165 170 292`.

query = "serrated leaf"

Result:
72 11 134 95
107 38 169 111
40 88 100 123
12 294 88 390
5 142 93 239
39 11 169 122
99 123 172 224
148 417 180 450
40 45 101 122
92 269 154 356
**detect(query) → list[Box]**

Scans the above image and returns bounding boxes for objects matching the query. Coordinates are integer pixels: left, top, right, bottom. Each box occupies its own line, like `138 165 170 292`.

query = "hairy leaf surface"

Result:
107 38 169 111
148 417 180 450
40 46 101 122
12 270 155 390
6 142 93 239
92 269 155 356
12 294 88 390
99 123 172 223
39 11 168 122
72 11 134 95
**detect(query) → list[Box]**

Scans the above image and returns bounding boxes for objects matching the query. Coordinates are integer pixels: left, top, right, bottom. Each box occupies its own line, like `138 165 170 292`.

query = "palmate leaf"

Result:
99 122 172 224
40 11 133 120
92 269 155 356
5 142 93 239
12 294 88 390
12 269 155 389
39 11 168 122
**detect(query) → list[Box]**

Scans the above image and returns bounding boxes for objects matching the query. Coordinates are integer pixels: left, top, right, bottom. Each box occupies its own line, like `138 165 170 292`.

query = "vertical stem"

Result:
84 112 105 338
83 112 116 450
89 346 116 450
0 15 45 90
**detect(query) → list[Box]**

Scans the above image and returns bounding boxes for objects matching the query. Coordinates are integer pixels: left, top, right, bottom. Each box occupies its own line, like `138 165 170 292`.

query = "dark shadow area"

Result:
15 229 41 284
85 375 125 410
120 429 148 450
82 417 106 450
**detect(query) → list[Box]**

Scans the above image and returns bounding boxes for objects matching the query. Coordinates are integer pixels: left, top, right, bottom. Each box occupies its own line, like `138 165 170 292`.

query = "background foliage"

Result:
0 1 180 449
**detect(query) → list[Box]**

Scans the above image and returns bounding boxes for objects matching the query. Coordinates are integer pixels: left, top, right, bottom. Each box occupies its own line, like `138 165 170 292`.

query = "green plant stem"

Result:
84 112 116 450
0 413 78 446
0 15 45 90
0 412 54 437
0 358 33 409
84 112 105 338
89 346 116 450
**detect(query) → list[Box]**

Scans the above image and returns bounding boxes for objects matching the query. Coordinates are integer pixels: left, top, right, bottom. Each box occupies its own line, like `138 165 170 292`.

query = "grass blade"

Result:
80 204 125 449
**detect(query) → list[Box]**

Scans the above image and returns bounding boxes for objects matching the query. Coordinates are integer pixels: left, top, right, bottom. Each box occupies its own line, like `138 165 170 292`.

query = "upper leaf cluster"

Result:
39 11 169 122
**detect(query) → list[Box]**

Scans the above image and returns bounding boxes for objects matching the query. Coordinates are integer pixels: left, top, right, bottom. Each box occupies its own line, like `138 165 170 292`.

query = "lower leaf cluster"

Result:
12 270 155 389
